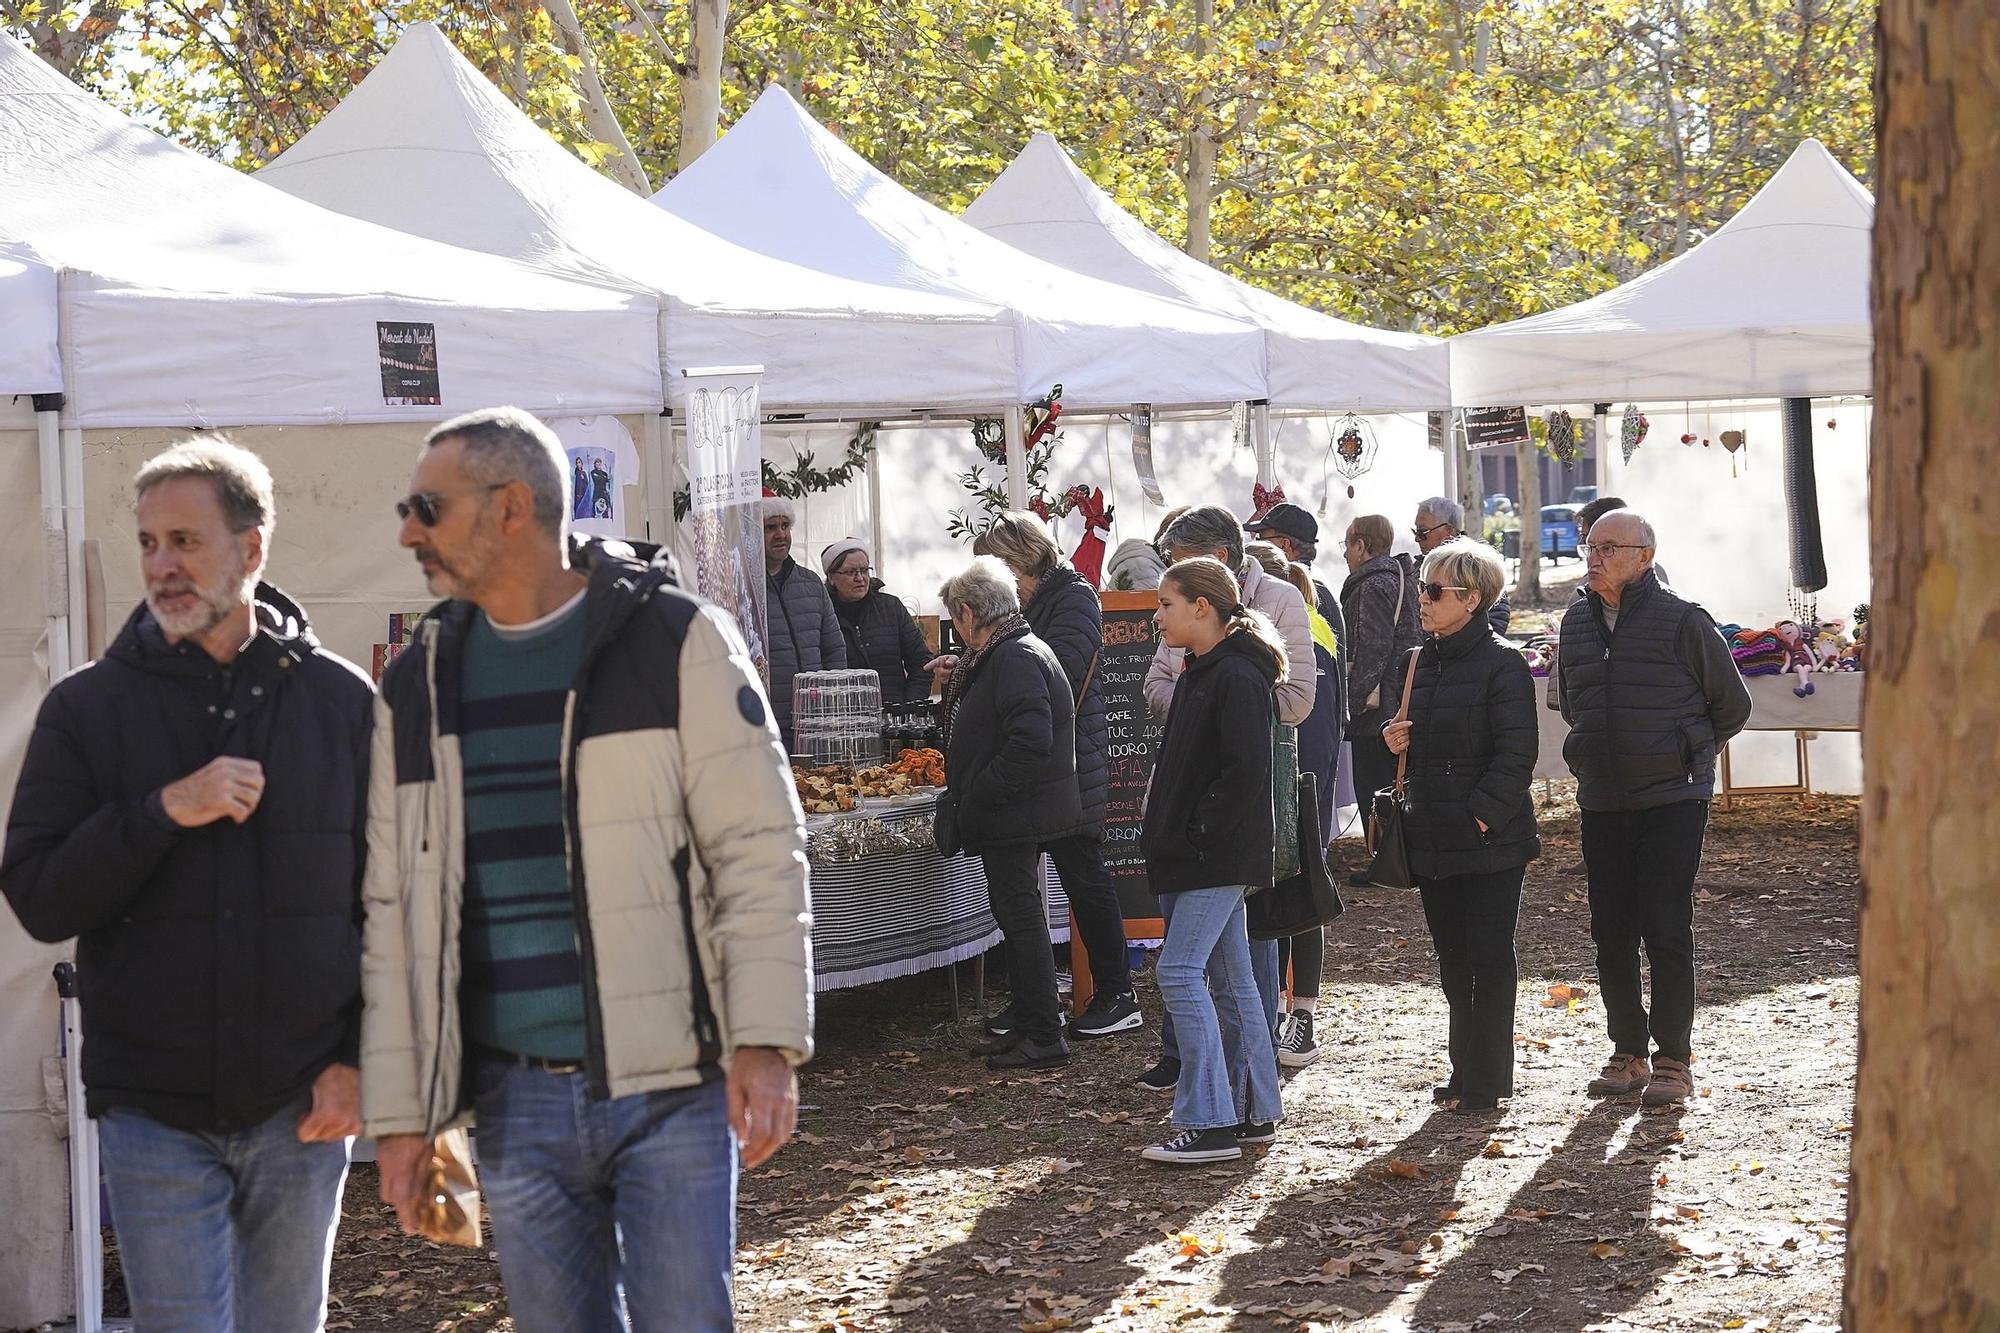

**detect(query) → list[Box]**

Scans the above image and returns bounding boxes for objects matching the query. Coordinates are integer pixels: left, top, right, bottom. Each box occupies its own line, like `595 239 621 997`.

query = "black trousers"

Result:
1275 927 1323 1001
980 845 1064 1043
1417 865 1525 1099
1042 833 1131 997
1581 801 1709 1062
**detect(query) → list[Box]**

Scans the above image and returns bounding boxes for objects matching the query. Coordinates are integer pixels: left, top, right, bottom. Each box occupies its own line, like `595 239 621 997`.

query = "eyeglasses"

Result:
833 565 874 578
395 483 508 526
1412 521 1453 542
1578 542 1648 559
1419 582 1470 601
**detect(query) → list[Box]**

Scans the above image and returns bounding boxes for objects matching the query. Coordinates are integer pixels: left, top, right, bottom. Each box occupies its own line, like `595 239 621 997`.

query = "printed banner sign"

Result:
1131 404 1165 505
1461 406 1531 452
377 321 440 406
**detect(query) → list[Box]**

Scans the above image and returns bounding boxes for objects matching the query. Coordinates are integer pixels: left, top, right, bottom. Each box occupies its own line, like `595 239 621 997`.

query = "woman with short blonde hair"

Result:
1381 536 1540 1111
973 512 1064 583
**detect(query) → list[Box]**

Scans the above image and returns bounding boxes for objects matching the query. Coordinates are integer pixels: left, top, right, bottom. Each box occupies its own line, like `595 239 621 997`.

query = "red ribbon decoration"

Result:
1251 481 1286 521
1068 487 1112 588
1025 398 1064 450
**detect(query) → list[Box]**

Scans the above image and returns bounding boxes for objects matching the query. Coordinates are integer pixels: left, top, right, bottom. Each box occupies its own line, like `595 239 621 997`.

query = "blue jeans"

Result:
1155 887 1283 1130
1158 891 1282 1060
473 1059 738 1333
97 1096 350 1333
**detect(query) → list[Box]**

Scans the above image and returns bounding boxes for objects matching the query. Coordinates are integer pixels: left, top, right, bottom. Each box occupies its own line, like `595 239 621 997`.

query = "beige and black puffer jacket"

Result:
359 539 813 1137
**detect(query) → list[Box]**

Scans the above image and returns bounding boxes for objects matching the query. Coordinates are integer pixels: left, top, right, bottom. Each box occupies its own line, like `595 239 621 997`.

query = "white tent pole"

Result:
54 963 101 1333
1596 404 1619 496
1003 405 1029 509
866 437 886 579
35 403 72 683
60 425 86 667
641 411 670 545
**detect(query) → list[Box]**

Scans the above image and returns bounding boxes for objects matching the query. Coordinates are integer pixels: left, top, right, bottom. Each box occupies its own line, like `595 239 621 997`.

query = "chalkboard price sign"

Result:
1096 591 1167 931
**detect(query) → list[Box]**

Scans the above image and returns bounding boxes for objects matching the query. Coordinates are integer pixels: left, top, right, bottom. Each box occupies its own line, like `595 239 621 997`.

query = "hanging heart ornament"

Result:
1720 429 1745 453
1619 404 1648 463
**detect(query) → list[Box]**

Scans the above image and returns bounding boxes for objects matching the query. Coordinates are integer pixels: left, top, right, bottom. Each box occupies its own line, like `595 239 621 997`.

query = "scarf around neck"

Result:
940 610 1029 751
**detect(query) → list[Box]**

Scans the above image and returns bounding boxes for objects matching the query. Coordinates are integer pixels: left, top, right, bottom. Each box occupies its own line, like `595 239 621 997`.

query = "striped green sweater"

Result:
458 595 587 1060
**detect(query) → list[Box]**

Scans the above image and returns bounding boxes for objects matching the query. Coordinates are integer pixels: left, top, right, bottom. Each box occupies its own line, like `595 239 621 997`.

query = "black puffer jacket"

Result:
941 626 1085 853
1142 631 1279 894
1023 565 1108 833
832 581 933 705
766 559 847 742
1 588 373 1133
1400 618 1541 879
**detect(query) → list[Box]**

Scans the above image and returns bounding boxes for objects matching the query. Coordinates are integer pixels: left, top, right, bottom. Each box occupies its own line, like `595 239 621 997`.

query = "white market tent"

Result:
1449 139 1872 406
964 132 1451 412
0 236 61 396
0 32 662 427
652 86 1271 412
259 23 1018 413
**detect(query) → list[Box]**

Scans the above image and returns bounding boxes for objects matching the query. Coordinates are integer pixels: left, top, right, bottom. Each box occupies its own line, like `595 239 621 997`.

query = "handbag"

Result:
413 1127 483 1249
1269 718 1301 888
1248 771 1345 939
931 787 962 857
1364 648 1422 890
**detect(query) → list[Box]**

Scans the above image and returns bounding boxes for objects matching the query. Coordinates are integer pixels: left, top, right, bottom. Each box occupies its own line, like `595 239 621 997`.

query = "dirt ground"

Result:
156 791 1859 1333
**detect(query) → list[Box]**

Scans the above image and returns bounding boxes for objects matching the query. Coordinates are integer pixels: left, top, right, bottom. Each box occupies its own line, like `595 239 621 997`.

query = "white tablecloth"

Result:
1533 671 1862 781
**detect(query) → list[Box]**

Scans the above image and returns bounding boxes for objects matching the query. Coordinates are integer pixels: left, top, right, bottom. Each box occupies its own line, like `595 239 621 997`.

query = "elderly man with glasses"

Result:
1556 509 1749 1110
1413 497 1511 633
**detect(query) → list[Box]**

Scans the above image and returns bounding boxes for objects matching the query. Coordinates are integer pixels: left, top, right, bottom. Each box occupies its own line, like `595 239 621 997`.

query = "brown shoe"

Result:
1643 1056 1692 1107
1587 1052 1651 1097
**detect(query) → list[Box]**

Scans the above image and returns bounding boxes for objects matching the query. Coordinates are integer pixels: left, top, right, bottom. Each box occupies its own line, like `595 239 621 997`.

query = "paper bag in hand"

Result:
414 1128 482 1248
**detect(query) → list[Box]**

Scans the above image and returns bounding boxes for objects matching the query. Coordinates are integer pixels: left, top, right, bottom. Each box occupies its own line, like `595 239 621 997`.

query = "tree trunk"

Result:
1843 2 2000 1329
542 0 652 194
678 0 727 169
1182 0 1216 261
1512 437 1541 600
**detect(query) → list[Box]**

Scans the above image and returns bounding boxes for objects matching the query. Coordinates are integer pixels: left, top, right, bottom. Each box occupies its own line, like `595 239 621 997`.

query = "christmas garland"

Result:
949 387 1099 539
673 423 879 521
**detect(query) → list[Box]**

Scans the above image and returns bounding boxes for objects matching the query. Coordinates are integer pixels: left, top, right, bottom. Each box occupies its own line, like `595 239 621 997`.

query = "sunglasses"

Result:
1412 521 1453 542
396 483 508 526
1419 582 1471 601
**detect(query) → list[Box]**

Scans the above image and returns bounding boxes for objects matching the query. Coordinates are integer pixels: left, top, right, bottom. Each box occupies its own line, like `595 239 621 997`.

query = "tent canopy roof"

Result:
964 132 1450 411
652 85 1270 410
0 32 660 427
259 24 1016 411
1449 139 1873 406
0 234 60 397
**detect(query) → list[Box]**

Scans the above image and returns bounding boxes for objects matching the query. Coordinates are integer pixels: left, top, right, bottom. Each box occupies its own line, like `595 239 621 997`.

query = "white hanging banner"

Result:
676 365 769 685
1131 404 1165 505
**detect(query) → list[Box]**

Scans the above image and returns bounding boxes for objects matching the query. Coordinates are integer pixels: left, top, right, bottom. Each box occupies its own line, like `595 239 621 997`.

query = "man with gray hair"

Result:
366 406 812 1329
1415 496 1510 632
1558 509 1749 1109
3 436 372 1331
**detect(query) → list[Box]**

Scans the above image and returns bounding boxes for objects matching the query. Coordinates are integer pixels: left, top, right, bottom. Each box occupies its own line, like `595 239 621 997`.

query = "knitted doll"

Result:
1775 620 1816 697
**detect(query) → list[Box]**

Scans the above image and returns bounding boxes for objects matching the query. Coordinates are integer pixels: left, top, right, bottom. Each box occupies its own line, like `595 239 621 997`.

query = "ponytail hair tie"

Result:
1226 603 1250 619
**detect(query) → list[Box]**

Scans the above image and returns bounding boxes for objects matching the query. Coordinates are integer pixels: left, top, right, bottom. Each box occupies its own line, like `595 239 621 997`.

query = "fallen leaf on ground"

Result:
1590 1242 1625 1260
1384 1158 1424 1179
1490 1263 1546 1284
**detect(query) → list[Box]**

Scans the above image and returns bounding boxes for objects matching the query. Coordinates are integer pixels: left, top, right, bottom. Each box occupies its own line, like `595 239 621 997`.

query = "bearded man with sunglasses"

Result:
1556 510 1749 1109
368 407 812 1331
3 438 371 1331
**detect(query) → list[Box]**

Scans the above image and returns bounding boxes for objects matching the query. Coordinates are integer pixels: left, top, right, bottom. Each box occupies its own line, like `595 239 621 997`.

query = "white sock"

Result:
1293 997 1318 1014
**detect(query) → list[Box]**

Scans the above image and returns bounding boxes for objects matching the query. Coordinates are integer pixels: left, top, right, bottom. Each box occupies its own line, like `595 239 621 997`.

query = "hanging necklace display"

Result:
1788 586 1821 629
1324 413 1380 500
1545 408 1582 466
1619 403 1649 463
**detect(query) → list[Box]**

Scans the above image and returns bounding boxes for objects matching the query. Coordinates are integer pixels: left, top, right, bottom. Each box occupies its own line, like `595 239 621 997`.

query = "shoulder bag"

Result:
1364 647 1421 890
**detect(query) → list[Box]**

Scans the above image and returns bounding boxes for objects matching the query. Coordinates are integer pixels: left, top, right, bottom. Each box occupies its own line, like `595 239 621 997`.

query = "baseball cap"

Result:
1243 501 1318 545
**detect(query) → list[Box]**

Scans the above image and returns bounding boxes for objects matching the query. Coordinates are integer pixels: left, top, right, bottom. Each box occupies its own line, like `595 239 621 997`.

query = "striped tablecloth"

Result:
805 793 1069 993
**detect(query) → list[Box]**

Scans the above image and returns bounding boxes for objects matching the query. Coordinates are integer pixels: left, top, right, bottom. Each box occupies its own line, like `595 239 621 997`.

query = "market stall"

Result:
652 85 1270 413
965 132 1451 413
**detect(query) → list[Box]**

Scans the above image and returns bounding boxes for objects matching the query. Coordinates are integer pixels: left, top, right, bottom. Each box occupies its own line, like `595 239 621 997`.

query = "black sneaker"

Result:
1233 1121 1278 1145
1070 989 1143 1039
1134 1056 1181 1092
1276 1009 1322 1068
983 1004 1018 1037
1142 1127 1242 1164
969 1031 1020 1058
987 1035 1071 1071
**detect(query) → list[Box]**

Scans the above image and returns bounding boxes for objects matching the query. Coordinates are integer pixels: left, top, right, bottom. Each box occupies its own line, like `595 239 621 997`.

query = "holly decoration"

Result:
948 386 1103 540
672 422 878 521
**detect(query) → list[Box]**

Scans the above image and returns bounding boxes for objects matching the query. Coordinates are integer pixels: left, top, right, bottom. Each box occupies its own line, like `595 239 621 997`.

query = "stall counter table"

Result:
804 790 1068 993
1533 671 1862 797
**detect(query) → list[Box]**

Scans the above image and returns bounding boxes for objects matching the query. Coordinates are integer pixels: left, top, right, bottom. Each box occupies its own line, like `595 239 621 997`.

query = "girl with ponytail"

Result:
1136 557 1286 1164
